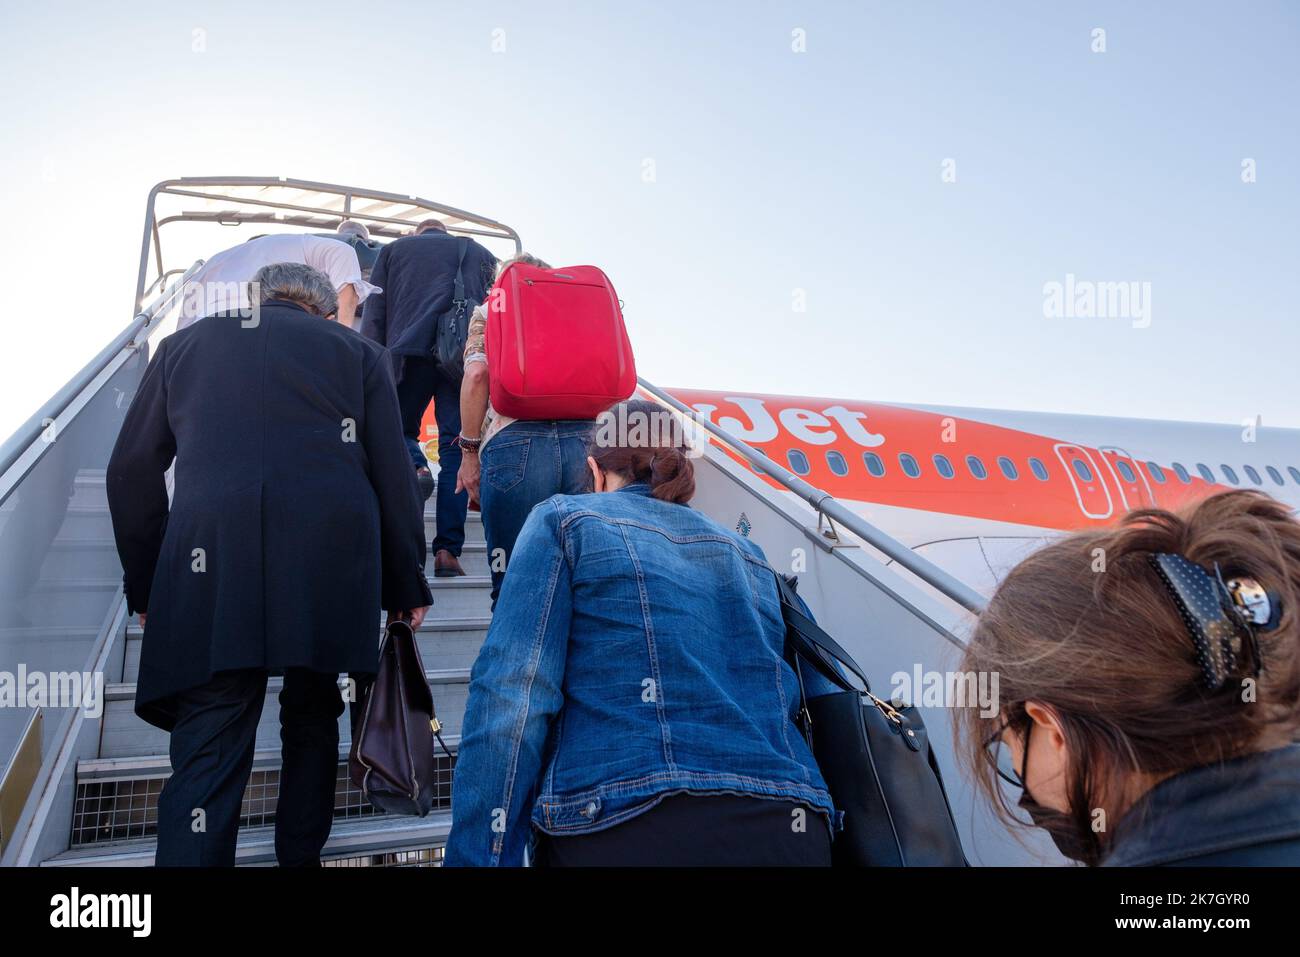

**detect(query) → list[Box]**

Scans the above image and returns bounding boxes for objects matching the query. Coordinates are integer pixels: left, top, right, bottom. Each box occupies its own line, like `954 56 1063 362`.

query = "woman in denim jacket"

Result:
444 400 834 866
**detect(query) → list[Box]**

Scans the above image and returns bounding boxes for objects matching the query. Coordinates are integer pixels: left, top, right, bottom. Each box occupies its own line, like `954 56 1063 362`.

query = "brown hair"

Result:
588 399 695 505
957 489 1300 860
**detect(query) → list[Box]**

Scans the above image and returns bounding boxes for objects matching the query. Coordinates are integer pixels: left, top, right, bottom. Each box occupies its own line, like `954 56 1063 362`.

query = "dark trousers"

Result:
395 356 465 557
534 793 834 867
478 421 593 608
155 668 345 867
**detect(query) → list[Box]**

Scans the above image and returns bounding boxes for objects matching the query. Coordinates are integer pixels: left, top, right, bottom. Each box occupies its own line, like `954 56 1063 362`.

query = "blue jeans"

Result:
395 357 465 556
479 420 593 607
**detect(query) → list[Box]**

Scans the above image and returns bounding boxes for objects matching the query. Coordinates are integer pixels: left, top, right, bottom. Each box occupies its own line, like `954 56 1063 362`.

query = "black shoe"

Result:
416 466 435 502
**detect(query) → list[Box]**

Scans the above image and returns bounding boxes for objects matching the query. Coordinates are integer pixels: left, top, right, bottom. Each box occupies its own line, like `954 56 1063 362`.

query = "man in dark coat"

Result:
361 221 496 578
106 262 432 866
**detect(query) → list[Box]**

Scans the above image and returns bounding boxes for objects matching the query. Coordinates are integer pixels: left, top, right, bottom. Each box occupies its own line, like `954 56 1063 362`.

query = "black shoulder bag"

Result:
775 574 968 867
433 237 471 378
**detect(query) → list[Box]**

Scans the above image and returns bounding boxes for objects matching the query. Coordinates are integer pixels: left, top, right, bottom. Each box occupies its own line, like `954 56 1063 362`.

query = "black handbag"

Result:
433 237 471 378
775 574 968 867
349 620 452 816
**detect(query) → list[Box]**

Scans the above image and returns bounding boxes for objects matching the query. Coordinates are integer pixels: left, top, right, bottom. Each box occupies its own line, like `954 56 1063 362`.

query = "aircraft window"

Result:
933 454 955 479
1197 463 1215 483
1290 467 1300 484
899 453 921 478
1266 466 1284 486
863 452 885 477
997 456 1018 480
1114 460 1137 484
1172 462 1191 484
1028 457 1050 481
966 455 987 480
826 450 849 476
1220 465 1239 485
1243 465 1262 486
1071 458 1094 483
1145 461 1167 484
787 450 810 476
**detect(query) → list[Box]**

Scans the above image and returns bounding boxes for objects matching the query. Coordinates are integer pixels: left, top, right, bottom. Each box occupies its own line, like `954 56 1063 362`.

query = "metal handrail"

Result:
637 378 989 614
137 177 525 306
0 263 200 499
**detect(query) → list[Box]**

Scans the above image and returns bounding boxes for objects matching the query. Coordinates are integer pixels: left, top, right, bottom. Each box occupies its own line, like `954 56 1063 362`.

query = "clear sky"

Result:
1 0 1296 441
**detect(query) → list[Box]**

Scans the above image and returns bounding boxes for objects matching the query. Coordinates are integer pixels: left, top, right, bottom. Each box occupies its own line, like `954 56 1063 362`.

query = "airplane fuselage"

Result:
670 389 1300 552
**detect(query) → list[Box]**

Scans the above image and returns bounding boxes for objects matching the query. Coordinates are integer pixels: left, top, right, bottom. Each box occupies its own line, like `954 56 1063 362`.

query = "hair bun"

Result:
649 446 694 504
587 399 697 505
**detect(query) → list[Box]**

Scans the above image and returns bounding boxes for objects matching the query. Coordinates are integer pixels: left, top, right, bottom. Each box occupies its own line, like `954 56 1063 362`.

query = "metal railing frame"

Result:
136 177 525 309
0 265 202 504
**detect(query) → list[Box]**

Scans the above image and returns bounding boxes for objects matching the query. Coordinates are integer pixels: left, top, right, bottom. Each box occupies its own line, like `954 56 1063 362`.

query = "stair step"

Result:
19 498 483 551
39 539 123 580
98 669 473 760
102 668 471 703
44 812 454 866
68 741 460 849
77 738 461 782
424 575 493 616
423 489 484 531
25 577 122 626
67 472 110 510
120 615 491 683
49 505 117 544
0 625 102 667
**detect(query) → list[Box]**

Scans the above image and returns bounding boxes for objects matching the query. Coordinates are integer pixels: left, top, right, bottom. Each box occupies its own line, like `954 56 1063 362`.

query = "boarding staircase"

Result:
31 490 487 867
0 226 1061 868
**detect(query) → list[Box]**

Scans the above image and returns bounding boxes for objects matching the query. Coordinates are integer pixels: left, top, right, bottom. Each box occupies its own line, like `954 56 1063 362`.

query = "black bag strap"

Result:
774 573 872 694
450 237 469 307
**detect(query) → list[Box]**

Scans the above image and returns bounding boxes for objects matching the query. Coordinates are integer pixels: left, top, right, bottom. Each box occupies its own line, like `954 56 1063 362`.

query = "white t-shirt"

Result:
177 234 380 328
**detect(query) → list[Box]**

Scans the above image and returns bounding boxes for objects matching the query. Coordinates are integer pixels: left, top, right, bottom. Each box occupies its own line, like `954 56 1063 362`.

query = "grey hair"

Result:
337 220 370 242
495 252 551 278
253 262 339 317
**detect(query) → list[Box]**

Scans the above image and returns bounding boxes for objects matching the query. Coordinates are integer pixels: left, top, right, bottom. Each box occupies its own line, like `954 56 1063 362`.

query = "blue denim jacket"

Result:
443 483 834 866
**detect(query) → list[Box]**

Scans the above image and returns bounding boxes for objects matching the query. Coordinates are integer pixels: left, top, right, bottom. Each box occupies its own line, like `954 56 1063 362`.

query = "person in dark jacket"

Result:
360 221 496 578
107 262 432 866
960 489 1300 866
1101 744 1300 866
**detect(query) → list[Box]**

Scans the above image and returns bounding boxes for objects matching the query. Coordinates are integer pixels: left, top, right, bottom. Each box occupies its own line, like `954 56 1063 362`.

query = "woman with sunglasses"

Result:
958 489 1300 866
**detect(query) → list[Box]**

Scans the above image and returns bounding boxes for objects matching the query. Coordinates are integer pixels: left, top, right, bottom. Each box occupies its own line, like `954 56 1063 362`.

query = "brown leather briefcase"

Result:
349 619 451 817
